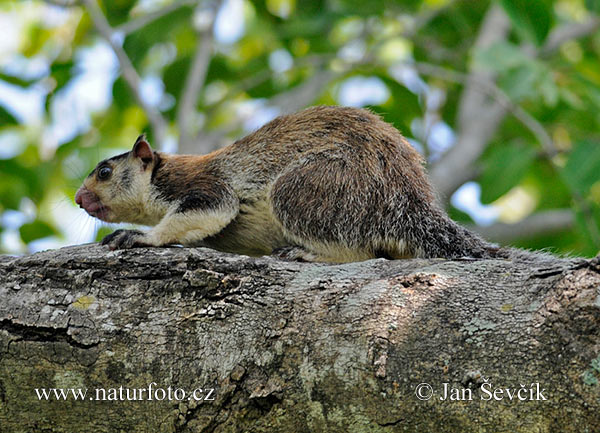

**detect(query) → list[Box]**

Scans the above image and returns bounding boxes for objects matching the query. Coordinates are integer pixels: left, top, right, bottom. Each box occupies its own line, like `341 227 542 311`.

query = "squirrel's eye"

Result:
97 166 112 180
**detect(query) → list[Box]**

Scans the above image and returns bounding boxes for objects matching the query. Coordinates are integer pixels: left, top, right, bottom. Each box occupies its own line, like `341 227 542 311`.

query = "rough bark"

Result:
0 245 599 432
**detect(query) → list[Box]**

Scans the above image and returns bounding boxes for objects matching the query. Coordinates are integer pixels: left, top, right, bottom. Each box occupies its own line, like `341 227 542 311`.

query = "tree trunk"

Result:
0 245 599 432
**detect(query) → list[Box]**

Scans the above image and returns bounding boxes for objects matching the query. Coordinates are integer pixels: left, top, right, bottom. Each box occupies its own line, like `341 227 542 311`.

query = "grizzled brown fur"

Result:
75 106 499 262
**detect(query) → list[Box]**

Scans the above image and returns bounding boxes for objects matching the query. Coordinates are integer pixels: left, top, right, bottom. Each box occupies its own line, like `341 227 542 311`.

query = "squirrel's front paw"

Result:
101 229 150 250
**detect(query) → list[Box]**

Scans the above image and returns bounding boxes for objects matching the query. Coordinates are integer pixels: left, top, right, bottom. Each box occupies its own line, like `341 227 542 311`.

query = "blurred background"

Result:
0 0 599 257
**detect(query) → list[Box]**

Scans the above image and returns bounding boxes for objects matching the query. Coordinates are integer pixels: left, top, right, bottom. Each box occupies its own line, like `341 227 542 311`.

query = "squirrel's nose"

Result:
75 188 84 206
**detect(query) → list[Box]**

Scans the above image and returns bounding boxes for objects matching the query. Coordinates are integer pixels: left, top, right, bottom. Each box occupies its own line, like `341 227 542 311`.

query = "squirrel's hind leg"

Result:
271 246 320 262
269 153 380 263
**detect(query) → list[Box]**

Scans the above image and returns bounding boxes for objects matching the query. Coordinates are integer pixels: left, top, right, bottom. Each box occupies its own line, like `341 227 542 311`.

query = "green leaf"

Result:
499 64 539 101
0 149 54 205
476 42 557 104
95 226 114 243
0 158 33 209
585 0 600 13
112 76 132 109
562 140 600 195
0 177 27 209
538 68 559 107
0 73 35 87
473 42 532 73
500 0 551 46
370 75 422 133
123 5 195 67
19 220 57 244
335 0 402 15
525 160 571 209
497 62 557 105
479 143 537 203
572 202 600 256
103 0 137 27
0 104 18 125
585 86 600 110
49 60 74 93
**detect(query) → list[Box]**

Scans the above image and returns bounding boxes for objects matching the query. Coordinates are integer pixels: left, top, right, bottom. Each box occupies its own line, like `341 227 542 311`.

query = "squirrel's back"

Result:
204 106 497 261
216 106 425 182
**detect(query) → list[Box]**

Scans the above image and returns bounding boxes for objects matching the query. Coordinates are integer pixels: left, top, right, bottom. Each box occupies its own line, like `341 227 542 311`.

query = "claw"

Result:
101 229 147 250
101 229 124 246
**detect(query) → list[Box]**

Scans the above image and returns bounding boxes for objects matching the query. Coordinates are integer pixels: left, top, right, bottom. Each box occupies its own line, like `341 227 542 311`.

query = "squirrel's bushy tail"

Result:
403 206 501 259
404 208 558 261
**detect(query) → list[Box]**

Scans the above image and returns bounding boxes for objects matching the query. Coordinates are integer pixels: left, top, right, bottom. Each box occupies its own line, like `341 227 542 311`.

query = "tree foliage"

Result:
0 0 599 256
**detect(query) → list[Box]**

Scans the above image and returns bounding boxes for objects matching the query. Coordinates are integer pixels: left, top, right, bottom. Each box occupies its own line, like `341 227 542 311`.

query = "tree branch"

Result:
196 122 241 152
405 0 457 38
177 0 222 154
430 3 511 199
1 245 599 431
187 3 446 152
115 0 196 35
540 14 600 57
412 61 558 159
42 0 80 6
193 56 334 152
268 69 338 115
194 68 338 152
81 0 169 148
430 8 600 199
466 209 574 243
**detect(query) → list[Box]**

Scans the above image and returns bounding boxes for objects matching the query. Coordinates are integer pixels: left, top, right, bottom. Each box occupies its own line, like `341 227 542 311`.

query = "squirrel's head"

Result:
75 135 157 224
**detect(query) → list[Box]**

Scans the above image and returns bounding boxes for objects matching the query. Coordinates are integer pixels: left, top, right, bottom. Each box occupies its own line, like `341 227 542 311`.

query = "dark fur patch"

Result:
152 169 185 203
120 167 132 190
151 155 234 213
151 153 163 183
107 152 129 163
178 187 229 212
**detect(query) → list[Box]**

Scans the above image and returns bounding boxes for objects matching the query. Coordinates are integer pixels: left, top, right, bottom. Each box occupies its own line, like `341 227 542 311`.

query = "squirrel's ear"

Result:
132 134 154 165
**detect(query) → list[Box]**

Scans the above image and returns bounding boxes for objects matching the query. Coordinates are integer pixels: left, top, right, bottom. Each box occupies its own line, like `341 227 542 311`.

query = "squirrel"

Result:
75 105 502 262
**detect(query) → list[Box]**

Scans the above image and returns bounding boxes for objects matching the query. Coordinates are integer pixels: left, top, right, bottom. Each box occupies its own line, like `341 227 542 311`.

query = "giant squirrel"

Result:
75 105 501 262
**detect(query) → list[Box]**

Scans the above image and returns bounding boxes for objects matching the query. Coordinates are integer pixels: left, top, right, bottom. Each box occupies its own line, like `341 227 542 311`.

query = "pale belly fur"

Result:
200 197 287 257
